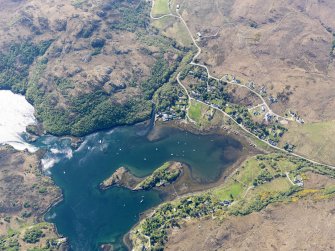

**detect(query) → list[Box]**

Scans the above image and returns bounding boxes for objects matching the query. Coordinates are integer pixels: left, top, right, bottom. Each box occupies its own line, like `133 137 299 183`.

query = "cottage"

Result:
264 113 272 122
219 200 231 206
269 96 278 104
294 175 304 187
248 81 255 89
162 114 169 121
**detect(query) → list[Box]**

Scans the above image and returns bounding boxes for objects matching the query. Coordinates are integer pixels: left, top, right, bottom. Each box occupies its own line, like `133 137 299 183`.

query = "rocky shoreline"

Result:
0 145 68 250
99 166 143 191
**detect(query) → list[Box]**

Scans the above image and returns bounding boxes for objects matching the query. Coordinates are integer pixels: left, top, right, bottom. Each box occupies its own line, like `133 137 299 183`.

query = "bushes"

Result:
153 83 181 112
136 162 181 190
231 186 302 216
108 1 150 32
23 51 165 136
0 236 20 251
77 21 100 38
23 229 45 244
90 38 105 48
253 170 273 186
26 64 153 136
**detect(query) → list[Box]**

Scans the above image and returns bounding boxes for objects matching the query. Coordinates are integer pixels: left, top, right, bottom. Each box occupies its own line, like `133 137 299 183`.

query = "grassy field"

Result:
188 100 203 122
164 21 193 47
152 16 193 47
212 154 301 202
212 182 244 201
253 178 292 193
152 0 170 16
280 120 335 165
187 100 225 128
152 15 175 30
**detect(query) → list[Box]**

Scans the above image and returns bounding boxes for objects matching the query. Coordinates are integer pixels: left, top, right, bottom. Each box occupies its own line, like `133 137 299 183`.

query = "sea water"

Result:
46 125 243 250
0 91 244 250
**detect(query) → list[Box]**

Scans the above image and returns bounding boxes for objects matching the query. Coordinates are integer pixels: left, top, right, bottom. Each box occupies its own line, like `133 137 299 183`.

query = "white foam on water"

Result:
65 148 73 159
106 128 115 134
0 90 37 152
50 147 73 158
41 157 58 170
45 212 56 220
75 138 88 152
41 145 73 170
50 148 61 154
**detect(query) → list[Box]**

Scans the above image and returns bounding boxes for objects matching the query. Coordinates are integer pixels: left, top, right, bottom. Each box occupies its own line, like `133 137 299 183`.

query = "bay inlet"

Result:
46 125 245 250
0 90 246 250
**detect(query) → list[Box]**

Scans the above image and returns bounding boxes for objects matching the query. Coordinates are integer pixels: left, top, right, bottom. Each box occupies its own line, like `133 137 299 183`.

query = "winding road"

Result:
150 0 335 170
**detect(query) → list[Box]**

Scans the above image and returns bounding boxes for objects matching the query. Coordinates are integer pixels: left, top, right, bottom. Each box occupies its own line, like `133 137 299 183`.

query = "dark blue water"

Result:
45 125 243 250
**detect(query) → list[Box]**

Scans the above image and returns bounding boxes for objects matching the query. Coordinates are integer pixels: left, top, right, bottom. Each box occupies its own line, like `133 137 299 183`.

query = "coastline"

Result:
35 118 262 251
122 152 253 250
31 119 155 251
121 120 263 250
35 150 69 250
0 144 68 250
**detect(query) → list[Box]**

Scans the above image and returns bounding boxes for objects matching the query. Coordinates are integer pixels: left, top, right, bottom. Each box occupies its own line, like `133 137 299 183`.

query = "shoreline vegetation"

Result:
128 153 335 250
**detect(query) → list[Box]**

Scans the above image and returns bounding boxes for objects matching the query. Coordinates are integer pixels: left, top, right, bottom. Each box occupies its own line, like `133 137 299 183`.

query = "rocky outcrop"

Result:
100 167 142 190
100 162 184 191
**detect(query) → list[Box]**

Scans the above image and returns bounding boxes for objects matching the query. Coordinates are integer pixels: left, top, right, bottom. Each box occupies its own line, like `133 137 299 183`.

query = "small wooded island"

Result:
100 162 183 191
